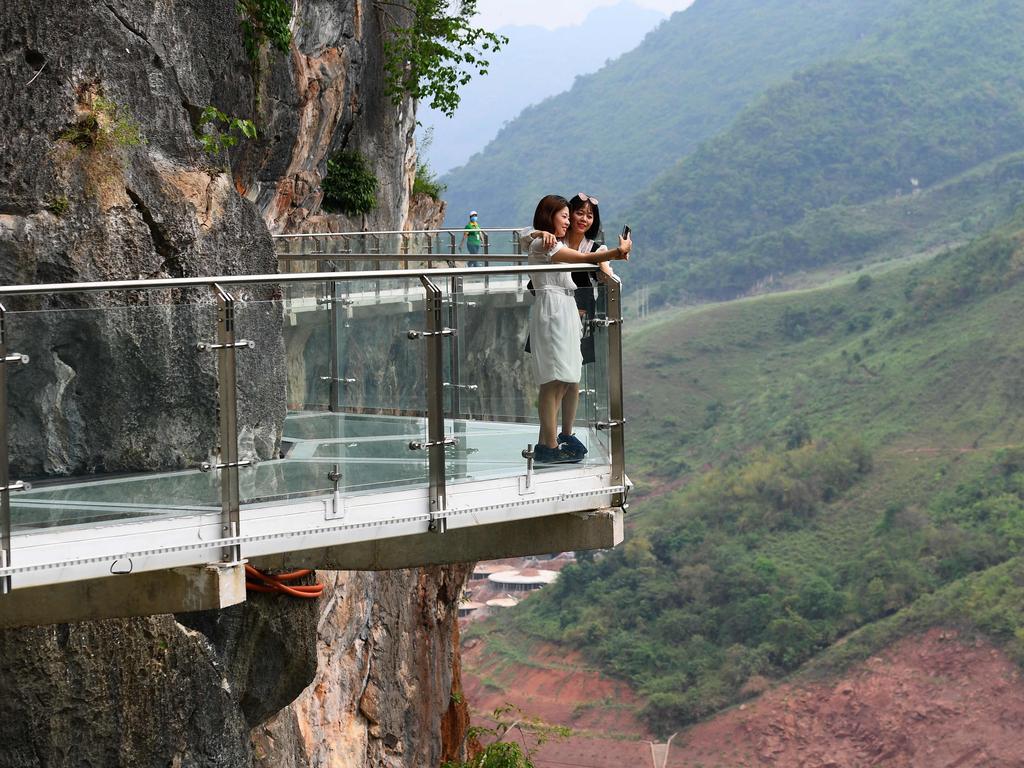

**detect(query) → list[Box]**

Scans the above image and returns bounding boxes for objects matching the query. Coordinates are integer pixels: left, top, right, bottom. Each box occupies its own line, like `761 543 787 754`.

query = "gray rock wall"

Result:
0 1 474 767
0 0 284 476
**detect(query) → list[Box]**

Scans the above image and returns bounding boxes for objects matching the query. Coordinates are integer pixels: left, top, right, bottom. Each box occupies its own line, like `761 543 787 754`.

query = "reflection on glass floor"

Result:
12 412 608 534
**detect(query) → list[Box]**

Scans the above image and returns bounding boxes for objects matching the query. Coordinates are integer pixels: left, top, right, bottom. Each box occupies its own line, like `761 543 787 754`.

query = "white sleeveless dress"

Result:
527 238 583 384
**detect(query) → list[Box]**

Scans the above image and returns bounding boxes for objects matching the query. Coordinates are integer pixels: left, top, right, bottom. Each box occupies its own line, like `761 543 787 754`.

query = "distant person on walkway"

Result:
459 210 485 267
526 194 631 464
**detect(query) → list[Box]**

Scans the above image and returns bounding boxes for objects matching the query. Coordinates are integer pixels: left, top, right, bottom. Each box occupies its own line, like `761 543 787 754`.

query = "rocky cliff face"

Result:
252 567 471 767
0 1 469 766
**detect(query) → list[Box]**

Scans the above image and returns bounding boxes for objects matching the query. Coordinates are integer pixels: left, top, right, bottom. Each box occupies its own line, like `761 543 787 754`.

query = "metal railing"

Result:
0 263 625 588
273 228 529 258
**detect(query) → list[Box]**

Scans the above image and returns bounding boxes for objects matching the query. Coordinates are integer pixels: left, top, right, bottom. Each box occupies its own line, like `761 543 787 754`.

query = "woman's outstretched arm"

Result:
552 235 632 264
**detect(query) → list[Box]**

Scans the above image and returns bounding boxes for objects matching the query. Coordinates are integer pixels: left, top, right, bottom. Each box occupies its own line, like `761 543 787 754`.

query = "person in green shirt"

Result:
459 210 485 266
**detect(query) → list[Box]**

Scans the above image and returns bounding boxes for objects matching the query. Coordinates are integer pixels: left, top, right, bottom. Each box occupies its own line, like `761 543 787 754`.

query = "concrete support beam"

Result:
252 508 623 572
0 564 246 629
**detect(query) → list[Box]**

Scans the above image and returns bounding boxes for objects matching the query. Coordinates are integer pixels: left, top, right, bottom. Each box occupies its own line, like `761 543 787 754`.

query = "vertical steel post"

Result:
213 285 242 563
0 302 9 594
604 275 626 508
328 280 341 412
420 276 448 533
0 303 28 594
447 275 462 418
0 304 13 594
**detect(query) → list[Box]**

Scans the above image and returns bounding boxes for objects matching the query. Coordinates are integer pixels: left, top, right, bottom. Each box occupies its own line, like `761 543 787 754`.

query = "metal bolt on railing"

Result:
408 437 458 451
196 340 256 351
200 460 253 472
407 328 456 339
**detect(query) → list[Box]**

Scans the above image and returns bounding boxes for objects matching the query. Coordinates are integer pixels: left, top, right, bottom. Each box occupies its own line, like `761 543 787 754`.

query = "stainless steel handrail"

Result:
0 266 593 299
277 253 529 262
0 264 596 297
273 228 526 238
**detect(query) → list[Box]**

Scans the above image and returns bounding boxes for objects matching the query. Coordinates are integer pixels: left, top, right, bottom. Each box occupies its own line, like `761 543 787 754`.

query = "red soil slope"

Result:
463 628 1024 768
462 639 652 740
666 628 1024 767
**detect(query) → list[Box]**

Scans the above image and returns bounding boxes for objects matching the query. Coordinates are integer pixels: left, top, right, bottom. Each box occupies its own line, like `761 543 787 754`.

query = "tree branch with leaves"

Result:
379 0 508 117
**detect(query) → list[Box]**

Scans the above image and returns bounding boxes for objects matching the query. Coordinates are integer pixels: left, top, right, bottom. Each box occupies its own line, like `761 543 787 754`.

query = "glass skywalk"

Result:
0 249 626 602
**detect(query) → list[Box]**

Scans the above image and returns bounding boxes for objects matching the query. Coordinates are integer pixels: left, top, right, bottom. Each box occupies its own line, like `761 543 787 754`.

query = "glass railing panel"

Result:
444 270 614 481
445 275 538 481
5 298 222 534
581 281 612 468
233 278 429 499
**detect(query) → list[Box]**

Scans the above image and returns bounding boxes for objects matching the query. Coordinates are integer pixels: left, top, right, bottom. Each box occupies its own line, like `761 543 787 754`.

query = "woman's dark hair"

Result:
533 194 569 233
568 194 601 240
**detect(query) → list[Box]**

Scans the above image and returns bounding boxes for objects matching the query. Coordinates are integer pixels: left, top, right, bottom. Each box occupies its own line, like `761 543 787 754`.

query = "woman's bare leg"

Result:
561 383 580 436
538 381 568 448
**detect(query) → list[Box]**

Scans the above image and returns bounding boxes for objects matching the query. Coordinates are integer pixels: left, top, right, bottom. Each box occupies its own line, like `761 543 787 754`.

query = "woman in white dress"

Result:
527 194 632 463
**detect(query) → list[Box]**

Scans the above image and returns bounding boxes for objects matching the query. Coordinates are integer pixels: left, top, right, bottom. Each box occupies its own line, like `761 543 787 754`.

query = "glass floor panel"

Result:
11 412 600 533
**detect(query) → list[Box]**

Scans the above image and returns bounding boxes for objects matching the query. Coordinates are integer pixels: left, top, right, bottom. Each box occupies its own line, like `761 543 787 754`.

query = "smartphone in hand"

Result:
621 225 631 239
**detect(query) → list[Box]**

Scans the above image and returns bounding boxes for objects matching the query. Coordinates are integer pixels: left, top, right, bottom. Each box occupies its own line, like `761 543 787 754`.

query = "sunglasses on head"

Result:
576 192 599 205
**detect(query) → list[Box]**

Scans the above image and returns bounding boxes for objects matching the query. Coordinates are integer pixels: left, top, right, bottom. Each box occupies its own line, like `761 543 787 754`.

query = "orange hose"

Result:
245 564 324 599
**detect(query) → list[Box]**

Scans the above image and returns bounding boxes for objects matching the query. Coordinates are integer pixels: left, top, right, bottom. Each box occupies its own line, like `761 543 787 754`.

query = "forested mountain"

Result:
470 207 1024 736
625 0 1024 300
439 0 910 226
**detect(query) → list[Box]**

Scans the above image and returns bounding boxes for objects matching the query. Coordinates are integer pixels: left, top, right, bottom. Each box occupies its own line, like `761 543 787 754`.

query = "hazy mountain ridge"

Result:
625 0 1024 299
420 2 666 178
439 0 907 226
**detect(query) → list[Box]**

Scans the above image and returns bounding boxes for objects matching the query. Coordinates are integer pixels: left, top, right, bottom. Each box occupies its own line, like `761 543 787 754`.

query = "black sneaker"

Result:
534 444 582 464
558 432 588 457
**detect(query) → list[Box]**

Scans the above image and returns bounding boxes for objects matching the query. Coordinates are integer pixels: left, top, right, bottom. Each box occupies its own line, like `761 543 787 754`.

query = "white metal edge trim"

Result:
0 480 624 580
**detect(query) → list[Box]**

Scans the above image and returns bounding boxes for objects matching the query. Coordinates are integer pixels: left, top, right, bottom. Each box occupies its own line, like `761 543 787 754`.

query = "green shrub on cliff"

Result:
237 0 292 61
322 150 378 215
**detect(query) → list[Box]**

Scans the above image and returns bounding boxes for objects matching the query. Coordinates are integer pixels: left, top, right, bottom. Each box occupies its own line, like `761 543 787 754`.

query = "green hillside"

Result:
627 0 1024 300
439 0 908 225
468 209 1024 736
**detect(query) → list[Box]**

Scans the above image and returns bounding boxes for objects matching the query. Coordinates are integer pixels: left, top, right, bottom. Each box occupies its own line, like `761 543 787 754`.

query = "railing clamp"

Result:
590 318 623 329
317 296 354 307
199 460 253 473
196 340 255 352
1 481 30 493
442 382 479 391
320 376 357 384
1 353 29 365
409 437 458 451
407 328 456 340
596 420 626 431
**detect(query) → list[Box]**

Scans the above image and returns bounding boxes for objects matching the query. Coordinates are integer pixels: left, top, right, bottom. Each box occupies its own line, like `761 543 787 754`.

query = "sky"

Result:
474 0 695 31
